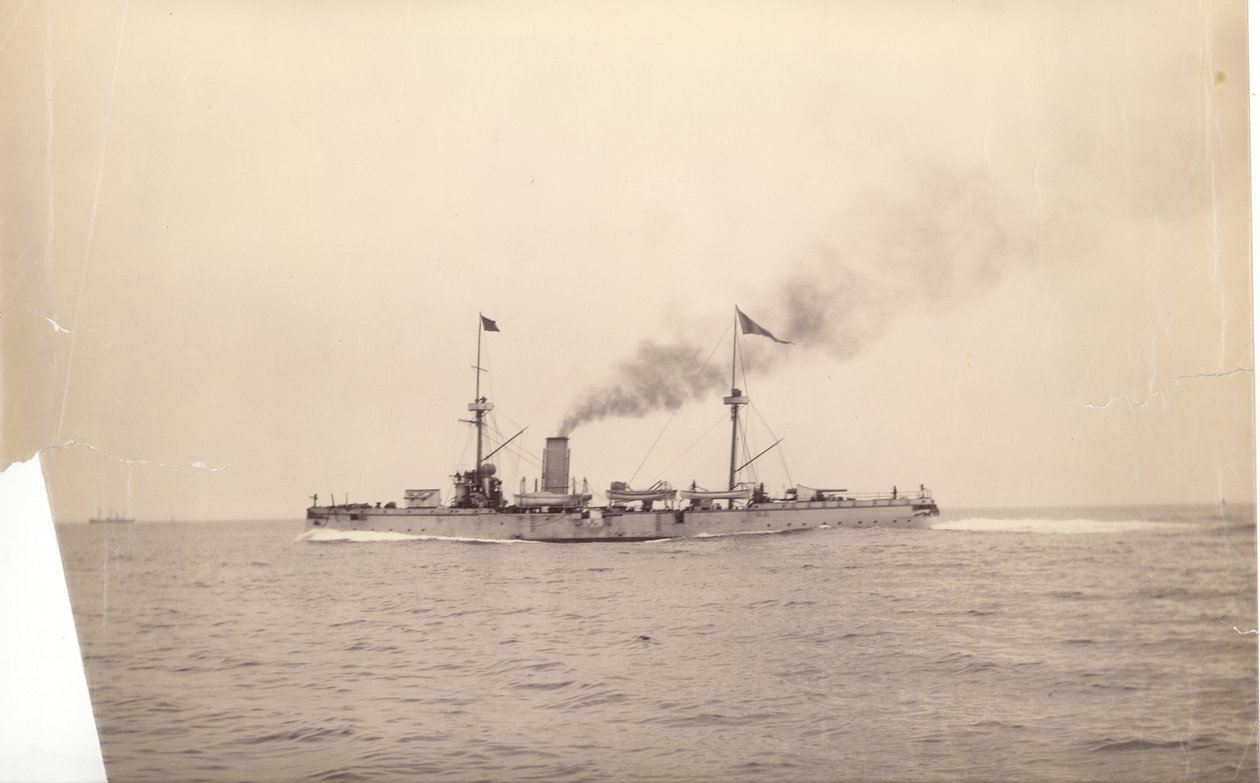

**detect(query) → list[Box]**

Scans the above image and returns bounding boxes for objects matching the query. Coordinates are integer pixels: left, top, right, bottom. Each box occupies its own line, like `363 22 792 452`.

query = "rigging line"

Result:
627 325 731 486
483 429 540 475
457 425 473 470
480 398 545 470
748 402 784 444
734 331 763 480
497 441 542 473
733 337 760 485
492 404 524 432
488 439 525 488
777 441 794 489
736 412 756 485
647 411 731 485
483 406 534 461
491 407 539 460
738 332 752 393
483 427 527 462
483 339 495 401
486 426 542 484
502 440 542 464
477 337 502 453
736 439 784 474
483 411 541 470
749 401 792 488
505 439 544 470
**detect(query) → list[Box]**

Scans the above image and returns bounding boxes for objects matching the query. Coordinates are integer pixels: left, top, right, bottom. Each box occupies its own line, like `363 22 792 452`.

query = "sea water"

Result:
57 505 1257 782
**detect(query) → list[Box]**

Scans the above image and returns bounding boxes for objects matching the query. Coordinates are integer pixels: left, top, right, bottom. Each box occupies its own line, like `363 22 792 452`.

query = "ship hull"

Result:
306 498 937 542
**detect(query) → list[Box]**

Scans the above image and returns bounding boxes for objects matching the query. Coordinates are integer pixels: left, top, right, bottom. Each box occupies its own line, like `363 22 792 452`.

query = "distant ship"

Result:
88 511 134 524
305 311 939 542
90 463 137 524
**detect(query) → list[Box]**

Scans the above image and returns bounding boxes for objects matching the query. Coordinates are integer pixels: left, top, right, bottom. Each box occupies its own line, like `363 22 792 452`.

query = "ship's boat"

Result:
607 482 677 505
514 492 593 509
607 489 678 503
680 489 752 501
305 310 940 541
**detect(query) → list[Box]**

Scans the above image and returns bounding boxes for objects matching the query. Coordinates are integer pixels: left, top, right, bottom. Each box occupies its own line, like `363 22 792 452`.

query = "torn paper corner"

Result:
0 453 108 782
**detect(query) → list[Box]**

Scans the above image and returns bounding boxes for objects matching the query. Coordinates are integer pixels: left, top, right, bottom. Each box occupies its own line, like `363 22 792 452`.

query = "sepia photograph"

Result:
1 1 1255 781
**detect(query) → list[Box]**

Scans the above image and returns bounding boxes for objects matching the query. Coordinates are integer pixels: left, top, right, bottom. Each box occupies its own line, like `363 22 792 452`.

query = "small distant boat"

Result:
88 511 134 524
90 464 136 523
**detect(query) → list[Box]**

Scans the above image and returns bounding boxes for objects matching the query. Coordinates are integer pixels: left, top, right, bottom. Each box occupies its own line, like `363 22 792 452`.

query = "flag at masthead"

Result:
480 314 500 332
736 307 792 344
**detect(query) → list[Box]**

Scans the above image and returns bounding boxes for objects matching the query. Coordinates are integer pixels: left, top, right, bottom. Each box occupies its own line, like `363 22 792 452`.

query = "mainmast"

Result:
725 306 791 492
724 309 749 491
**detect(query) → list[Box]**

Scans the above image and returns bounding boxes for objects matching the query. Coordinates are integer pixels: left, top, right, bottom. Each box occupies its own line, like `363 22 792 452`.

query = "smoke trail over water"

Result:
559 171 1042 435
776 171 1021 360
558 340 725 436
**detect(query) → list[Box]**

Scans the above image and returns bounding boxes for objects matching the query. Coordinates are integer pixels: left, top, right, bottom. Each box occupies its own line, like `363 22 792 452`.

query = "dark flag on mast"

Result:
480 314 500 332
736 307 792 344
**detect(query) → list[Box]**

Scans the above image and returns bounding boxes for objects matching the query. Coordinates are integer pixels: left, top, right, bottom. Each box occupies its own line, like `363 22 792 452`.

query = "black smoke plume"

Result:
558 170 1041 435
558 339 725 436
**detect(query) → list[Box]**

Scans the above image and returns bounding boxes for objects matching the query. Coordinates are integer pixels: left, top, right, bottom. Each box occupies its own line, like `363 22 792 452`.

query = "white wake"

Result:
293 528 539 544
931 518 1195 534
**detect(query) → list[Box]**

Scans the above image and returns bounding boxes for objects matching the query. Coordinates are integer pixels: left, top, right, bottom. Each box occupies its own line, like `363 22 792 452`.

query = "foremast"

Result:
470 313 494 471
455 314 503 509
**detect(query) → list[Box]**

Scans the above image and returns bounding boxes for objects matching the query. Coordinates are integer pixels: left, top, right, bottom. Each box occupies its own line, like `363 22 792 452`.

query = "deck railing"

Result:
786 487 934 503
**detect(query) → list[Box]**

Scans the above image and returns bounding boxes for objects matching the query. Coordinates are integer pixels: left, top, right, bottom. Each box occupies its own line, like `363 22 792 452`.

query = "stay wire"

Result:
647 411 731 486
478 341 543 473
627 325 731 487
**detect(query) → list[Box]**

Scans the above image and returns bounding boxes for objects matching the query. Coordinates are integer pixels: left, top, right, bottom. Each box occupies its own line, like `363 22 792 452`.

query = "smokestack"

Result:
541 437 571 493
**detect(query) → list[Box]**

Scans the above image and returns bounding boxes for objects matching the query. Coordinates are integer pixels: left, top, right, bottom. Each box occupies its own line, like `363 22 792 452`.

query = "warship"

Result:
305 311 939 541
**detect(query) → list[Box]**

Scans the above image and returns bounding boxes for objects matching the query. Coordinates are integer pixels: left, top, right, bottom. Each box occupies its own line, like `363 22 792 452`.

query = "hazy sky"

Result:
2 1 1252 520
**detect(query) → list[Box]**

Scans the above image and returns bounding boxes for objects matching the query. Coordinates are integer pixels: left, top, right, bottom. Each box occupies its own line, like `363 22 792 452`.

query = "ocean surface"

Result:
57 505 1257 782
